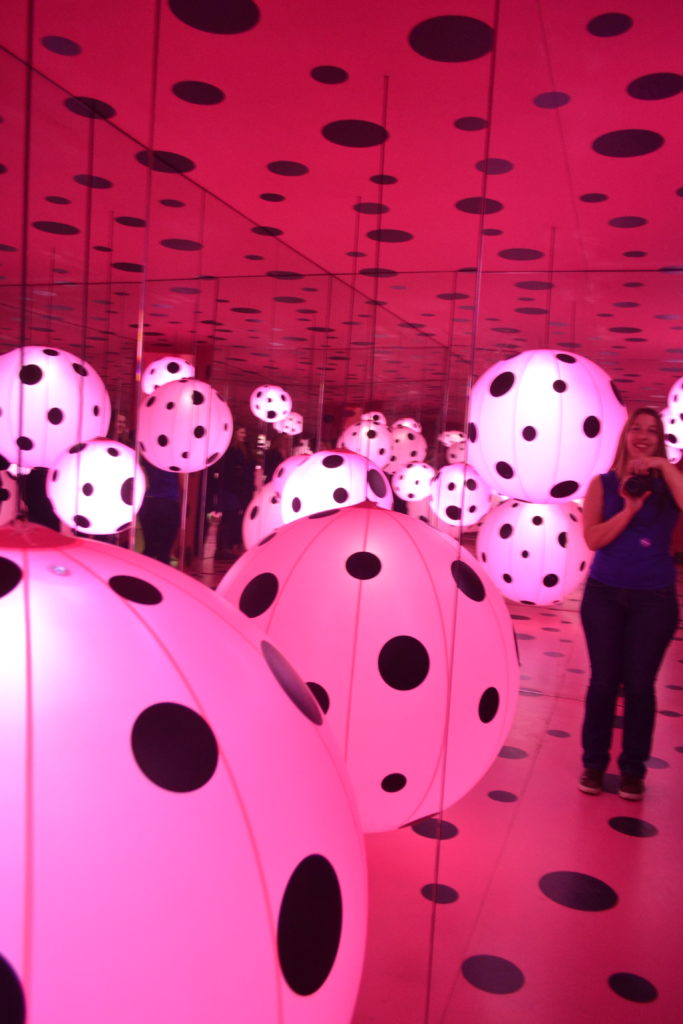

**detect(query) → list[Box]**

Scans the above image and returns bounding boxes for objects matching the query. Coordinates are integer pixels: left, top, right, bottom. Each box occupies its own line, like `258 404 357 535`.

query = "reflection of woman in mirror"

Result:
578 407 683 800
209 426 256 560
138 458 181 564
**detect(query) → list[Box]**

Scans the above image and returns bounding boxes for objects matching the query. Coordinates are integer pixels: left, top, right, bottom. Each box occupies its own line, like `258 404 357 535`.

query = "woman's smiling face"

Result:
626 412 660 460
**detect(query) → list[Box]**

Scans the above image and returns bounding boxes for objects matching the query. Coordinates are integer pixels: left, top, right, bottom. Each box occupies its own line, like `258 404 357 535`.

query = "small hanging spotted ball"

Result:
141 356 195 395
217 505 519 833
47 439 146 535
280 450 393 523
430 462 492 528
391 462 435 502
476 499 591 605
0 345 111 470
273 411 303 436
137 378 233 473
466 349 627 502
337 421 393 469
391 417 422 433
0 522 367 1024
250 385 292 424
386 423 428 472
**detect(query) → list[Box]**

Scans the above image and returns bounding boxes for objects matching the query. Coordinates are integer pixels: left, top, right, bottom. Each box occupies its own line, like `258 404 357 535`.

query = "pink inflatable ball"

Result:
476 499 590 605
361 410 387 426
0 345 111 470
274 411 304 436
137 379 233 474
46 439 146 535
141 356 195 396
661 406 683 448
337 420 393 469
280 451 392 523
665 441 682 465
0 522 367 1024
405 496 461 538
217 505 519 833
271 453 310 496
430 463 492 529
391 462 435 502
666 374 683 413
391 417 422 433
386 424 428 472
0 462 19 526
250 384 292 424
243 480 285 550
466 349 627 503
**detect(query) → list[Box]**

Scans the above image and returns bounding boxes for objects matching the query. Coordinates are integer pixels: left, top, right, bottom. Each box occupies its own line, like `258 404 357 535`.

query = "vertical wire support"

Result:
366 75 390 409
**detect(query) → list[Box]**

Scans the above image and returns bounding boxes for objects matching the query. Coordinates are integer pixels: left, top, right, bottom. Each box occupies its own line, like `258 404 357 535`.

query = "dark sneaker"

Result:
618 775 644 801
578 769 603 795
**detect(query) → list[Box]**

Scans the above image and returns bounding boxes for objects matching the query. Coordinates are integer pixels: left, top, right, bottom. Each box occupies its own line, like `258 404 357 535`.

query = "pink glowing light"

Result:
137 378 232 473
280 451 393 523
217 505 519 833
250 385 292 424
430 463 492 529
47 439 146 534
0 522 367 1023
391 462 435 502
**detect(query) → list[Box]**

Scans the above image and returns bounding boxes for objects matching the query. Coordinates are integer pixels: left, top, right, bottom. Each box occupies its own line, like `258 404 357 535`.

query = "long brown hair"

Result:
611 407 666 478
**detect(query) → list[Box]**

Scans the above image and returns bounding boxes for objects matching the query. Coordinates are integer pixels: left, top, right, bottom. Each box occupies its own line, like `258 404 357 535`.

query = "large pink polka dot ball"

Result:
0 523 367 1024
476 499 591 605
0 345 111 470
217 505 519 833
467 350 626 502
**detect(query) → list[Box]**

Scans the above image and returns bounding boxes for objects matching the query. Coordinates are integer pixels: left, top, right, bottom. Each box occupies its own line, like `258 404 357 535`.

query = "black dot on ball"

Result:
446 505 461 520
552 379 567 393
381 772 406 792
522 550 529 558
109 574 163 604
499 523 512 539
550 480 579 499
0 954 25 1023
465 478 477 490
107 447 120 457
120 478 134 505
538 870 617 911
307 681 330 714
292 497 301 513
0 557 23 599
262 641 323 725
558 532 567 548
346 551 382 579
333 487 349 503
47 407 64 424
367 468 387 497
543 574 559 587
496 461 513 479
82 483 93 496
421 883 458 904
583 416 600 438
72 363 88 376
378 635 430 690
556 353 576 364
239 572 278 617
157 434 168 447
19 364 42 385
366 428 377 438
532 515 544 525
167 360 179 373
322 454 344 468
522 425 536 441
489 371 515 397
131 702 218 792
191 390 204 405
468 422 477 443
193 425 206 438
73 514 90 528
503 573 512 583
17 436 33 451
278 855 342 996
451 559 486 601
479 687 500 722
69 442 86 454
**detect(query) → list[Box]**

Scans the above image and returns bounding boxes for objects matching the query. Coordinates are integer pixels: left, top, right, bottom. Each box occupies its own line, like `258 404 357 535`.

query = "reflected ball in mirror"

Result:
242 480 285 549
391 462 434 502
0 522 367 1024
391 417 422 433
141 356 195 395
274 411 303 436
661 406 683 449
250 385 292 424
137 379 232 473
386 424 428 472
0 345 111 470
47 439 146 535
338 421 393 469
361 410 387 425
281 450 392 523
430 463 492 528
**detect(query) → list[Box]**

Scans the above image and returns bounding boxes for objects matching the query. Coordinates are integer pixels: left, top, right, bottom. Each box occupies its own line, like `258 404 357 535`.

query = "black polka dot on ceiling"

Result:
41 34 82 55
168 0 260 34
608 973 658 1003
409 16 494 62
112 261 144 272
461 954 525 994
135 149 196 173
534 91 570 108
160 237 203 250
74 173 112 188
476 157 514 174
172 80 226 105
499 247 544 260
366 228 413 242
580 192 608 202
359 267 397 277
411 817 458 839
116 216 145 227
609 216 647 228
370 173 397 184
322 119 388 147
0 953 25 1024
64 96 116 118
421 883 458 903
592 129 664 157
498 745 527 759
252 225 282 236
131 701 218 792
627 72 683 100
354 201 389 214
454 116 488 130
32 221 79 235
539 870 618 911
455 197 503 214
488 789 518 802
311 65 348 84
267 160 308 176
277 855 342 996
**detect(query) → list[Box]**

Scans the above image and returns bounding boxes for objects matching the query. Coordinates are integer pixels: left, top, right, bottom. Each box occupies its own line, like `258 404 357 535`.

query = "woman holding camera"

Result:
579 407 683 799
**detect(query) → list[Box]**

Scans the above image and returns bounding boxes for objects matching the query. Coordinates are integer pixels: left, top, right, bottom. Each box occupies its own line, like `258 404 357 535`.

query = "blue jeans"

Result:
580 578 679 777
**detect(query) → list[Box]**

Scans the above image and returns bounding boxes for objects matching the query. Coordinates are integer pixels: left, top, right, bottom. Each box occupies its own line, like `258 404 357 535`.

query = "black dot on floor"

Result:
278 855 342 996
0 954 25 1024
322 119 388 147
539 871 618 911
411 817 458 839
488 790 518 803
498 745 528 759
262 641 323 725
608 817 658 838
608 972 658 1003
421 883 458 904
381 772 406 792
547 729 570 738
108 575 162 604
461 954 525 994
646 756 669 769
346 551 382 579
239 572 278 617
378 635 429 690
131 702 218 792
451 559 486 601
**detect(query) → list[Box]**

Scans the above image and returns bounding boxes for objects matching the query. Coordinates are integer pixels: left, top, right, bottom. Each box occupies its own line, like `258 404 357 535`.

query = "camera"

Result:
623 473 656 498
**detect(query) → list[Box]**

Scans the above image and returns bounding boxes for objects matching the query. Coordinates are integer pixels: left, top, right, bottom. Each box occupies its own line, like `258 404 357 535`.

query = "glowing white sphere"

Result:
0 523 367 1023
361 410 386 425
280 451 392 523
476 499 591 605
250 385 292 424
667 375 683 414
271 454 310 496
337 421 393 469
217 506 519 833
661 406 683 449
0 463 18 526
137 379 232 473
391 462 435 502
273 411 303 436
467 349 627 502
405 497 460 538
242 480 285 549
438 429 465 448
391 417 421 432
666 441 682 465
386 424 428 472
439 430 467 463
430 463 492 528
141 356 195 396
46 440 146 535
0 345 111 469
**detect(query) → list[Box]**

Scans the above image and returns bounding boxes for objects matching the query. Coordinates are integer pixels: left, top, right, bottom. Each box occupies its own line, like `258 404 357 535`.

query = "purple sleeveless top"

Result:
589 471 679 589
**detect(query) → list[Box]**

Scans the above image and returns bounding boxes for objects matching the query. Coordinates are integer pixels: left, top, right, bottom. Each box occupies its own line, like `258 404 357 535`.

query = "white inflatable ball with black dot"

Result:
337 421 393 469
386 424 428 472
430 463 492 528
141 356 195 395
391 462 435 502
137 378 233 473
281 450 392 523
661 406 683 449
250 385 292 424
47 439 146 535
361 410 387 426
391 417 422 433
242 480 285 550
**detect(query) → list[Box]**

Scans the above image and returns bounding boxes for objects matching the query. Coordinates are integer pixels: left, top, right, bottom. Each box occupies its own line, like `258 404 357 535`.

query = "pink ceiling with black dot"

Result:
1 0 682 427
